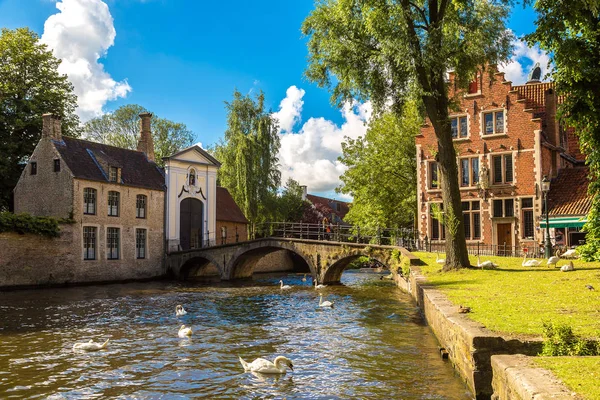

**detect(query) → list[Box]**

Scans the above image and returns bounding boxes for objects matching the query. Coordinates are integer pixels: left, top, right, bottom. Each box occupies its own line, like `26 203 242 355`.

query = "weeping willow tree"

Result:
213 90 281 228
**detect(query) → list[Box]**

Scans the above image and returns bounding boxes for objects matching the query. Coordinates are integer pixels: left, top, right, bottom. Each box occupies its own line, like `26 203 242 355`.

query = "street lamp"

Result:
541 175 551 258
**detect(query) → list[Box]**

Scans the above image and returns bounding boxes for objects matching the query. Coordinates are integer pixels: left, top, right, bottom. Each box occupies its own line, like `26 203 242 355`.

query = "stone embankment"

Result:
395 257 576 399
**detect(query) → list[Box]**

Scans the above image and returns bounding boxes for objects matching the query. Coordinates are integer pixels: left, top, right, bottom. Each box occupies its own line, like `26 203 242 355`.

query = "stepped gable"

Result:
512 82 562 117
53 137 165 191
548 167 591 216
216 187 248 223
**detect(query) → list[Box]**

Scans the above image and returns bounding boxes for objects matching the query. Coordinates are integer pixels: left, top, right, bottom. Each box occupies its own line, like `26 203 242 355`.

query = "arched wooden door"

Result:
180 198 204 250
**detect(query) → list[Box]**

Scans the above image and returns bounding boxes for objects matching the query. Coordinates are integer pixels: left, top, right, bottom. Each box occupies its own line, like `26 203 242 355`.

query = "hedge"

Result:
0 212 63 237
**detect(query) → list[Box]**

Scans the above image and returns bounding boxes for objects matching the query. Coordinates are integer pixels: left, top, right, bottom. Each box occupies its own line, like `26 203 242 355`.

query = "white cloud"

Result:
276 86 372 194
41 0 131 121
272 85 305 133
499 37 551 85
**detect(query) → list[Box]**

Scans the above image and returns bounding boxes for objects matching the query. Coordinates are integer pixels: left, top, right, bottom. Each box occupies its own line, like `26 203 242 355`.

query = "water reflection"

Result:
0 271 471 399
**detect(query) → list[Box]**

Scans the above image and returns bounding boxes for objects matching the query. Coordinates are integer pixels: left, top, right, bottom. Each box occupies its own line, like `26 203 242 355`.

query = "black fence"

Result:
421 240 544 258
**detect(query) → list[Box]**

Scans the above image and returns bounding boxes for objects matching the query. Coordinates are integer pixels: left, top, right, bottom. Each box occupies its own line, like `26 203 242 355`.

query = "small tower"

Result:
137 112 155 162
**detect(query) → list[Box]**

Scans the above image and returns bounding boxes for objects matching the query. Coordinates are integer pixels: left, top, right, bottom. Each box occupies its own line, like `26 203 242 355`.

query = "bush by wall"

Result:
0 212 61 237
540 322 600 356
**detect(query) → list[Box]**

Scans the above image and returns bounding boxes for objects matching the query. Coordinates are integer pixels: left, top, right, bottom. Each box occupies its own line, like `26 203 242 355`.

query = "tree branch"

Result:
409 1 430 27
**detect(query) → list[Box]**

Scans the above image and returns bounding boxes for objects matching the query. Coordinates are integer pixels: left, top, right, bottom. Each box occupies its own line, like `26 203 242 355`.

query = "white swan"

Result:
73 339 109 352
546 256 560 268
239 356 294 374
476 256 498 270
522 254 541 267
279 280 291 290
178 325 192 338
560 262 574 272
562 249 578 259
318 294 334 308
436 252 446 265
301 274 307 282
175 305 187 316
314 280 326 290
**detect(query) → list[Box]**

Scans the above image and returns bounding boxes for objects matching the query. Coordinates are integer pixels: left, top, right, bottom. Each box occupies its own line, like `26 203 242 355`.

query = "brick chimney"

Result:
137 112 155 162
42 113 62 141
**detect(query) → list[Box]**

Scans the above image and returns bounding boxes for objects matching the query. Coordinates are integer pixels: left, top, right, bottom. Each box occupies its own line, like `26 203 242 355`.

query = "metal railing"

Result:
421 240 544 258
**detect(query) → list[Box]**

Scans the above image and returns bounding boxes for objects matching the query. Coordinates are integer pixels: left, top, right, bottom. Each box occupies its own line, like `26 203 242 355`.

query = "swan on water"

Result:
522 254 541 267
279 280 291 290
318 294 334 308
546 256 560 268
175 305 187 316
239 356 294 374
302 274 307 282
436 253 445 265
73 339 110 352
314 279 326 290
476 256 498 270
178 325 193 338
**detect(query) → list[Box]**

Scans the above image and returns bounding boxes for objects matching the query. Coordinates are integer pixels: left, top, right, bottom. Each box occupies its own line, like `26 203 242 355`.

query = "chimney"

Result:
42 113 62 141
300 185 307 201
137 112 155 162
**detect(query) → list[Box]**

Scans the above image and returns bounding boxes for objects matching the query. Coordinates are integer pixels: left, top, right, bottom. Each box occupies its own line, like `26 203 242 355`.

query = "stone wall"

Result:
215 220 248 244
253 250 295 273
0 224 165 288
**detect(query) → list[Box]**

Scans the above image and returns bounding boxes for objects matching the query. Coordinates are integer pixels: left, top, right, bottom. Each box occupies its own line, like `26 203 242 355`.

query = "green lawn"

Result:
413 252 600 338
534 357 600 399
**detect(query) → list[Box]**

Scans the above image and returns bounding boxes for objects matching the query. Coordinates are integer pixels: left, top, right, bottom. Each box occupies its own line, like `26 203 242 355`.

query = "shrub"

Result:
0 212 61 237
540 322 600 356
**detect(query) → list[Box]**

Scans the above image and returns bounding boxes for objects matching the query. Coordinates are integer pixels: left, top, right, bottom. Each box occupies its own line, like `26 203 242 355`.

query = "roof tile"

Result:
548 167 591 217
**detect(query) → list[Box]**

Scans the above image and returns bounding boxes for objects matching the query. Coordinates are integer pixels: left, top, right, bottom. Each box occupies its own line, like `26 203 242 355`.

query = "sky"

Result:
0 0 549 200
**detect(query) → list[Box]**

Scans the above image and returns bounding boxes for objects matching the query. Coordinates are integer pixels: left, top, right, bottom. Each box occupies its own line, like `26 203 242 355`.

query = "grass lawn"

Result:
534 357 600 399
413 252 600 338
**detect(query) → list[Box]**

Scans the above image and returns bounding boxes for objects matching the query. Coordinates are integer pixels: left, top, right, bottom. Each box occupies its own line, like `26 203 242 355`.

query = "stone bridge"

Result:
166 238 415 284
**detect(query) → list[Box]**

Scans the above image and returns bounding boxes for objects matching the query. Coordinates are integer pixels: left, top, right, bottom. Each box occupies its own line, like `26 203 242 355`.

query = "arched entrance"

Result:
180 198 204 250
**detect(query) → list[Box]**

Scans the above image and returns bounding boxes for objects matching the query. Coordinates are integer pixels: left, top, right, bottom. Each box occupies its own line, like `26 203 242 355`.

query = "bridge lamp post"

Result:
541 175 551 259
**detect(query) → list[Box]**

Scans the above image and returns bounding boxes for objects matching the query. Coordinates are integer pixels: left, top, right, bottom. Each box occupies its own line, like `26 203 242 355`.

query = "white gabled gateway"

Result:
163 145 221 252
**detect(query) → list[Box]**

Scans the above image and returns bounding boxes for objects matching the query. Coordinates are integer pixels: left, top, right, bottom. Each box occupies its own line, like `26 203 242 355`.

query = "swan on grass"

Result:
522 254 541 267
436 253 446 265
561 248 579 259
279 280 291 290
239 356 294 374
560 261 575 272
178 325 192 338
546 256 560 268
175 305 187 316
73 339 109 352
318 294 334 308
476 256 498 270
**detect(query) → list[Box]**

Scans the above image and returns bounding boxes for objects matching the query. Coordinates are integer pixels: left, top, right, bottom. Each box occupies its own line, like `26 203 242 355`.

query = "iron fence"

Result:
420 240 544 258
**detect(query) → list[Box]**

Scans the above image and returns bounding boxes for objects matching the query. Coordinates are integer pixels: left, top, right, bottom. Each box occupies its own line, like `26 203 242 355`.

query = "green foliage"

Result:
526 2 600 261
0 212 61 237
212 90 281 225
534 357 600 400
347 255 372 269
275 178 307 222
338 105 418 230
0 27 80 211
540 322 600 356
83 104 194 166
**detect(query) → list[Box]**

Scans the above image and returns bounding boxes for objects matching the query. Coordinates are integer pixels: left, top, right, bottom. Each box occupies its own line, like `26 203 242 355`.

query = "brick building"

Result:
416 66 588 252
216 186 249 244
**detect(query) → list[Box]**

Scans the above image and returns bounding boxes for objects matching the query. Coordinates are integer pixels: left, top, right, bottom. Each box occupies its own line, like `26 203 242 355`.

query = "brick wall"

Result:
215 220 248 244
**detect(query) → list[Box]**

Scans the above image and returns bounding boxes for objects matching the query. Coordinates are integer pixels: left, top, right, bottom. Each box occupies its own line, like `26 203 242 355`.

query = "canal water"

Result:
0 271 471 399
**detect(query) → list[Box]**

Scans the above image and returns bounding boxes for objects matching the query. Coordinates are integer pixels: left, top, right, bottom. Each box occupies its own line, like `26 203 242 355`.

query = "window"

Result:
136 228 146 259
83 188 97 215
189 169 196 186
460 157 480 187
430 203 445 240
451 116 468 138
136 195 147 219
108 191 120 216
522 198 534 238
30 162 37 175
493 198 515 218
492 154 513 184
109 166 118 182
483 110 504 135
83 226 97 260
559 125 567 149
428 162 439 189
462 201 481 240
107 227 120 260
54 159 60 172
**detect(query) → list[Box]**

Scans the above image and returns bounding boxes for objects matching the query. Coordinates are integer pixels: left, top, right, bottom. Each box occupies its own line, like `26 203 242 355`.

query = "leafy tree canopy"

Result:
276 178 306 222
0 27 80 211
83 104 194 166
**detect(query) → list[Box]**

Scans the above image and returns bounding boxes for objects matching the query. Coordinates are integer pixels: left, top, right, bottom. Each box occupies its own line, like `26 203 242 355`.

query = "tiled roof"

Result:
306 194 350 220
53 137 165 191
548 167 591 217
513 82 556 115
216 187 248 223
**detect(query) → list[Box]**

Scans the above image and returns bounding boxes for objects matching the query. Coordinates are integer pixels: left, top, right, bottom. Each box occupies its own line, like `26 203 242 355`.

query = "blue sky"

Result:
0 0 546 198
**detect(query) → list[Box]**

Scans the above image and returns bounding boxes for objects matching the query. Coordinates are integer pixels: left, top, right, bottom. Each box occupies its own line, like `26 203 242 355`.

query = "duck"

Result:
458 305 471 314
560 261 574 272
318 294 334 308
178 325 193 338
301 274 307 282
562 248 578 259
522 254 541 267
314 280 326 290
436 252 446 265
546 255 560 268
279 280 291 290
73 339 110 352
175 305 187 316
476 256 498 270
239 356 294 374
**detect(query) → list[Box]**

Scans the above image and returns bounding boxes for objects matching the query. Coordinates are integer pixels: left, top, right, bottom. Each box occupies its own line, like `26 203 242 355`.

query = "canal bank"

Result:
395 260 579 399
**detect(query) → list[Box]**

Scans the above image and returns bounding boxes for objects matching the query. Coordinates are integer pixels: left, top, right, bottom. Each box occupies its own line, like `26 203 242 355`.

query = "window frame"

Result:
450 115 469 139
521 197 535 239
107 191 120 217
107 227 120 260
429 203 446 241
492 198 515 218
136 194 147 219
30 162 37 175
83 188 97 215
428 161 439 190
482 109 506 136
109 166 118 182
462 200 481 240
53 159 60 172
135 228 147 259
459 156 480 188
83 226 97 260
491 153 514 185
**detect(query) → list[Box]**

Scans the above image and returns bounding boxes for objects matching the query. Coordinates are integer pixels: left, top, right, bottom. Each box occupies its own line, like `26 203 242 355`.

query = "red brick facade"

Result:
416 69 585 251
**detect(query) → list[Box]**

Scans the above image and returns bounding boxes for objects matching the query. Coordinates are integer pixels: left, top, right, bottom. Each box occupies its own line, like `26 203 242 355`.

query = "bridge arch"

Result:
178 254 222 281
322 253 390 283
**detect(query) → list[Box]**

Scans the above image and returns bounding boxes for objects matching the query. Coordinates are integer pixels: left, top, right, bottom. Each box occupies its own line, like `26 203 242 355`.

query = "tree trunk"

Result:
423 82 471 270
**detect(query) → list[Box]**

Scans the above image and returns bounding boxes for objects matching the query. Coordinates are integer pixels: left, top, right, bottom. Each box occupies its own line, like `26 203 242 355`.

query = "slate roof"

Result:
548 167 591 217
306 194 350 221
53 137 165 191
216 187 248 223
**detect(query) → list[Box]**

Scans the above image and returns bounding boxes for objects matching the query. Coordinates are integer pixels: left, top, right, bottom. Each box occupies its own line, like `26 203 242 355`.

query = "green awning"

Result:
539 216 587 229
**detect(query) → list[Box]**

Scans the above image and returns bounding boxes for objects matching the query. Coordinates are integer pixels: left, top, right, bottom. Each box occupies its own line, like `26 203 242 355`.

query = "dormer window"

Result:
30 162 37 175
54 159 60 172
109 166 118 182
189 169 196 186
